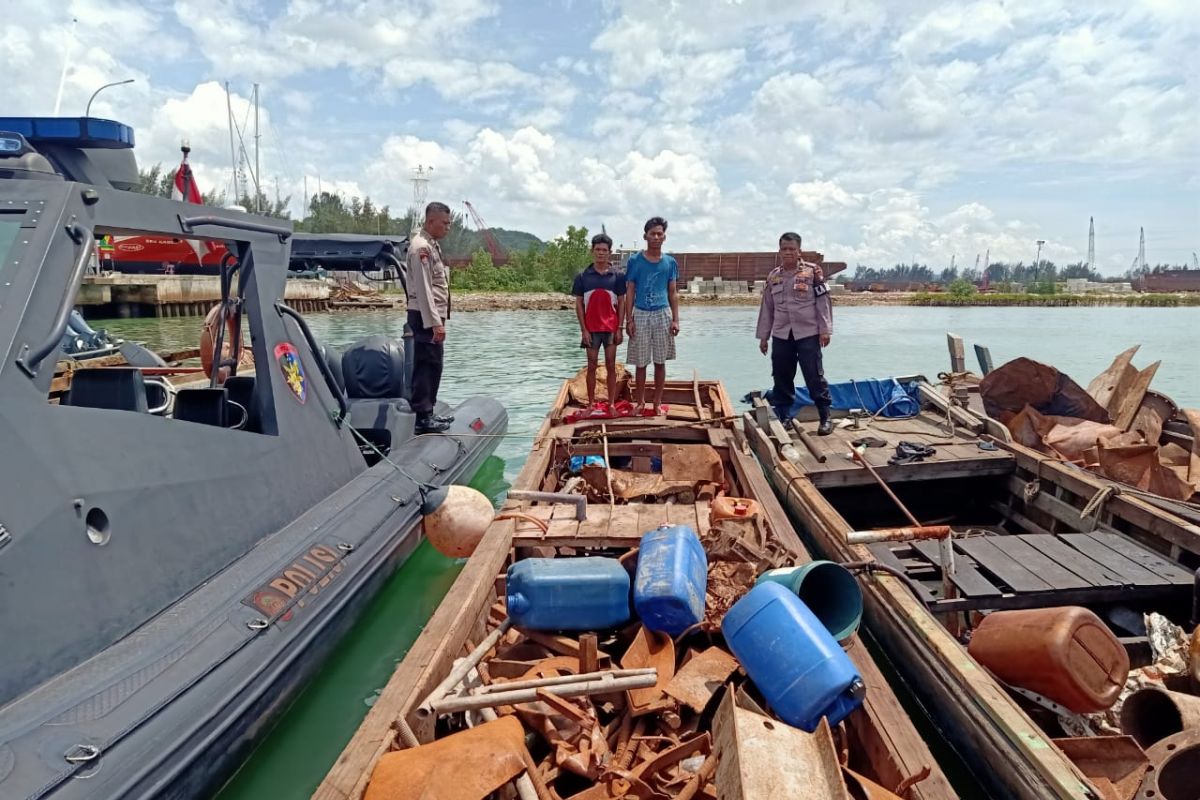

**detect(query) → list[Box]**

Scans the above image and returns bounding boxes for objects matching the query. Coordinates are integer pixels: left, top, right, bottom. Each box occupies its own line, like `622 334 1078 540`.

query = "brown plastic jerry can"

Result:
967 607 1129 713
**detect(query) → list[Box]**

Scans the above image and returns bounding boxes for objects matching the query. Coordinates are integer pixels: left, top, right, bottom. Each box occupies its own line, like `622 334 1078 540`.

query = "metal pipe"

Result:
795 426 827 463
506 490 587 522
847 525 953 545
850 449 922 528
432 672 658 715
467 669 540 800
17 223 92 378
416 619 512 718
474 668 656 695
179 213 292 241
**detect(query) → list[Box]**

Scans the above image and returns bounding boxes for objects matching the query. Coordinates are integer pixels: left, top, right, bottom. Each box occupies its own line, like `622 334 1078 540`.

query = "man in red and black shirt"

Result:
572 233 626 410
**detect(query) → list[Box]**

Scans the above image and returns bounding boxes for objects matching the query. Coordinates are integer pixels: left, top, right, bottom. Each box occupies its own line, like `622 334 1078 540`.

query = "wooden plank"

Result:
608 503 641 539
1007 476 1121 535
575 504 611 540
954 537 1055 593
1015 534 1123 587
637 502 670 532
809 456 1013 489
911 540 1002 597
1058 533 1169 586
665 501 699 529
1083 532 1194 583
866 544 936 603
946 332 966 373
987 535 1092 590
974 344 994 375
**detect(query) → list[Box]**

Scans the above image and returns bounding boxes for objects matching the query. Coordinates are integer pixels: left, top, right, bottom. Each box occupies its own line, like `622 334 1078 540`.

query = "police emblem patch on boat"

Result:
243 542 348 623
274 342 307 403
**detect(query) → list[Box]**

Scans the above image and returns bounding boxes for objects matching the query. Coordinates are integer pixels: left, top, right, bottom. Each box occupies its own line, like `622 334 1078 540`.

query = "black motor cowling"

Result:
340 335 406 399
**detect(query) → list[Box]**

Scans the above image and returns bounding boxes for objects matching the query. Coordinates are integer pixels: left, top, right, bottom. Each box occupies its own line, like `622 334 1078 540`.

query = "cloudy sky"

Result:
4 0 1197 272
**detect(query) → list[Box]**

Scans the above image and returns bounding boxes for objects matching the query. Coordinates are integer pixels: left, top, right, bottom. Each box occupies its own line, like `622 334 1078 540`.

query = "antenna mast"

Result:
410 165 431 235
1087 217 1095 272
1137 227 1146 271
253 83 262 213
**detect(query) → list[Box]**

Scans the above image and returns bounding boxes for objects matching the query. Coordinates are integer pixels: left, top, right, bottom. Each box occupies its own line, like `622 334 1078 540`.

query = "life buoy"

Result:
199 303 244 382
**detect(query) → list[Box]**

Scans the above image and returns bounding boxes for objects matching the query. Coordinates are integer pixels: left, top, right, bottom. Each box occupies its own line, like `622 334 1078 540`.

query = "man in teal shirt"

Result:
624 216 680 416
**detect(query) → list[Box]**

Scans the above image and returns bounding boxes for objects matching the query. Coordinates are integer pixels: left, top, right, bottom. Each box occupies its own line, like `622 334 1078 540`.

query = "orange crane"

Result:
462 200 507 265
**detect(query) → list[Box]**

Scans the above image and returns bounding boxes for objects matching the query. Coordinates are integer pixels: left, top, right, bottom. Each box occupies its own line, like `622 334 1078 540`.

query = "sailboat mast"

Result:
225 81 239 201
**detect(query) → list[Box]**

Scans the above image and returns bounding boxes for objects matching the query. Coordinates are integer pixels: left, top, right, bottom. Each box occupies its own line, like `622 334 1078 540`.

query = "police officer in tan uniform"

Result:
756 231 834 434
407 201 454 434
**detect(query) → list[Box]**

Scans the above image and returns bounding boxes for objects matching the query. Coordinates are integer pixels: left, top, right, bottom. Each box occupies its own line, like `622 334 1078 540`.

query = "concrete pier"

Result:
77 275 330 318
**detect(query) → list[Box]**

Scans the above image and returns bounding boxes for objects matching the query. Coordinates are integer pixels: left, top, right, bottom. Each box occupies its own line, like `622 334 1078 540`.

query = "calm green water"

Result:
95 305 1198 799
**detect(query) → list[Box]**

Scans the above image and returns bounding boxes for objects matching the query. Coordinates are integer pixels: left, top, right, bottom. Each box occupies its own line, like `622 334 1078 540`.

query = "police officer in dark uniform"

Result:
406 201 454 434
756 231 834 435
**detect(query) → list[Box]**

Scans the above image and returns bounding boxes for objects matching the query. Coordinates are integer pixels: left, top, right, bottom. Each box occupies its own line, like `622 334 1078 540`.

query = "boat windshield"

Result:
0 217 20 274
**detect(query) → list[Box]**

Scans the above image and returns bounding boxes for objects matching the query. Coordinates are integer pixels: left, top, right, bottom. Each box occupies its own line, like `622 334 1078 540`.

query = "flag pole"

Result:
179 140 195 204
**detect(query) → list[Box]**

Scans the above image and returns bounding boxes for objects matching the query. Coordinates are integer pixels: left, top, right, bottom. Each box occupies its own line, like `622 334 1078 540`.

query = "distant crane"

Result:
462 200 507 265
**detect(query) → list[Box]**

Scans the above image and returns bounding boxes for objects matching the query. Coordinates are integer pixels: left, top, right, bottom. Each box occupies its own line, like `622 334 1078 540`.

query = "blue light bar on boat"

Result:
0 117 134 149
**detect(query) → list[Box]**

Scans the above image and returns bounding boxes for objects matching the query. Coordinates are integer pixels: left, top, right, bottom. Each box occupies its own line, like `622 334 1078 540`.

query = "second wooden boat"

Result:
314 377 957 800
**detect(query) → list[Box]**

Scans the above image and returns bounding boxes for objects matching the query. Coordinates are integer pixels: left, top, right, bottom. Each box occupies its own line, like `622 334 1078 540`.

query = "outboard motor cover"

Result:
341 335 406 399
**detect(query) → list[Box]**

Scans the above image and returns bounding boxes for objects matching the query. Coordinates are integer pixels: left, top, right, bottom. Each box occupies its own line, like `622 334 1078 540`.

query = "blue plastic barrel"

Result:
756 561 863 641
722 581 866 732
506 557 630 631
633 525 707 636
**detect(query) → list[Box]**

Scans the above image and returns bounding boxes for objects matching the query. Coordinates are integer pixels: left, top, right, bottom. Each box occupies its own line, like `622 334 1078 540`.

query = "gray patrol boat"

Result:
0 116 506 799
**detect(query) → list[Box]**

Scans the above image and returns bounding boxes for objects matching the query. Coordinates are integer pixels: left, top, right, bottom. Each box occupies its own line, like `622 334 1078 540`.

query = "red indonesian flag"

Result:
172 155 202 204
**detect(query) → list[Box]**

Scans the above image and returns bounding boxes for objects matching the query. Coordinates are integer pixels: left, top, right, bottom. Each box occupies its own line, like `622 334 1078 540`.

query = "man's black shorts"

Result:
581 331 615 350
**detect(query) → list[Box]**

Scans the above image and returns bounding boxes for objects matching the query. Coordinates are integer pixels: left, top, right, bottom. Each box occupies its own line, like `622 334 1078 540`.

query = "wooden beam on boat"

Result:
1004 445 1200 561
974 344 994 375
946 333 966 373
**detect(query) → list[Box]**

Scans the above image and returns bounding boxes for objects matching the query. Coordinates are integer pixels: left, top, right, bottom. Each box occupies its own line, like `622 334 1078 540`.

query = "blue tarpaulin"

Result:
755 377 921 420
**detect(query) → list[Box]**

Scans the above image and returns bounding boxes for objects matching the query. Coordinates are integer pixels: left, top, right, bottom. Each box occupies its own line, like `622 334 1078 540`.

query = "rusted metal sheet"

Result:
621 627 676 716
661 444 725 485
1052 736 1148 800
712 688 848 799
363 716 528 800
980 357 1111 424
663 647 740 712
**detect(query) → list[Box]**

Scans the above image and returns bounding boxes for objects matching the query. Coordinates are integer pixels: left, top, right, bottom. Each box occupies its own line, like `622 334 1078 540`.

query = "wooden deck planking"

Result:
866 544 938 603
954 537 1055 593
636 502 670 532
1058 533 1171 586
911 540 1002 597
665 501 700 529
1081 532 1195 583
987 535 1092 590
574 504 612 540
1014 535 1125 587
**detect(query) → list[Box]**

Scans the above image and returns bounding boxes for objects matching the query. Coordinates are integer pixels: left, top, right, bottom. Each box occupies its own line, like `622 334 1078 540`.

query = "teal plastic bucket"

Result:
755 561 863 642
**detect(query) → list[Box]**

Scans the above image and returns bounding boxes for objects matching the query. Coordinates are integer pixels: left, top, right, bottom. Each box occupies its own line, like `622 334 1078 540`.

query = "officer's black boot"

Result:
416 414 450 434
816 408 833 436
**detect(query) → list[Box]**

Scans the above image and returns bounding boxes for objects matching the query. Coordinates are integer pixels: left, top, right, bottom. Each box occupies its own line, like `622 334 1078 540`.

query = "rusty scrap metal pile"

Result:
979 346 1200 502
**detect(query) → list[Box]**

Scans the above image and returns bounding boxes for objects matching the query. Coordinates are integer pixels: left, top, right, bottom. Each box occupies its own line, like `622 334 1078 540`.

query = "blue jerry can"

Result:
721 581 866 732
633 524 707 636
506 557 630 631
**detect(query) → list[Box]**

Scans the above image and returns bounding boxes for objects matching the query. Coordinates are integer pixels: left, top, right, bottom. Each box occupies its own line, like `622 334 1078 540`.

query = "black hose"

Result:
841 559 932 604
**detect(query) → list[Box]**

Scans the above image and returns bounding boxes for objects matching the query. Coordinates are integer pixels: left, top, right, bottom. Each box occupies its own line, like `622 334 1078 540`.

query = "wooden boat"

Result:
314 377 957 800
744 374 1200 800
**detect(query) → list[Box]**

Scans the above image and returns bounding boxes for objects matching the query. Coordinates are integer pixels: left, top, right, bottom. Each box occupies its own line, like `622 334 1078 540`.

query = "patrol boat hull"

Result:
0 117 506 799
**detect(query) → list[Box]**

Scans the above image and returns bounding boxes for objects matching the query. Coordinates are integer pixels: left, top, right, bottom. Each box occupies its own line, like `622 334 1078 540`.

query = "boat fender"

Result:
200 303 243 382
421 485 495 558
